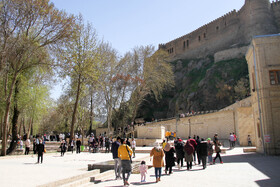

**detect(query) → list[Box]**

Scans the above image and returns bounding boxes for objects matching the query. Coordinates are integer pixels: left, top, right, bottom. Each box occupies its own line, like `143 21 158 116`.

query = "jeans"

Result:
114 158 122 178
38 153 43 163
248 141 252 146
193 151 196 162
122 170 131 183
155 167 162 179
201 156 207 169
25 147 30 155
230 141 234 148
132 147 136 157
121 160 131 183
76 146 80 153
208 155 213 163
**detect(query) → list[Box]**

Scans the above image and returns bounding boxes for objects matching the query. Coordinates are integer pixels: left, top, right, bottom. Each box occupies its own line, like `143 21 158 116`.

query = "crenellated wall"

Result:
159 0 279 60
272 0 280 30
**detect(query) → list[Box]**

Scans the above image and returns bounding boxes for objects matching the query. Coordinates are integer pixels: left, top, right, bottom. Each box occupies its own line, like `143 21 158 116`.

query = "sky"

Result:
49 0 271 100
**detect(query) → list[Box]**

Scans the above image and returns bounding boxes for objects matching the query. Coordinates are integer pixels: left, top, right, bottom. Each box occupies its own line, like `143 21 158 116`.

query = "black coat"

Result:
76 140 81 147
111 141 120 159
60 143 67 152
197 142 208 156
175 142 184 159
37 143 44 155
165 147 176 167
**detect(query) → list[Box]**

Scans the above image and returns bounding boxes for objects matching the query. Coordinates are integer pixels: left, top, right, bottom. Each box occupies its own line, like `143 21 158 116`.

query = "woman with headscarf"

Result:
60 140 67 156
150 144 164 183
184 140 194 170
164 143 176 174
175 139 184 169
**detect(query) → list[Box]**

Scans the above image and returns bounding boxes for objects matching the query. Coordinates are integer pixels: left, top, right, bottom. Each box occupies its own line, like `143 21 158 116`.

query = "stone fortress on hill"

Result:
159 0 280 60
132 0 280 155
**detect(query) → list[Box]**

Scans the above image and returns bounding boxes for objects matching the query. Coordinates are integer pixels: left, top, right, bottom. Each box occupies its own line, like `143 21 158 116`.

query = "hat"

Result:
178 139 182 142
207 138 211 141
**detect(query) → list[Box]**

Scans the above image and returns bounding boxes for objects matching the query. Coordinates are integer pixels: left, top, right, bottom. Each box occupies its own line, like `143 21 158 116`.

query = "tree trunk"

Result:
89 94 93 135
1 72 18 156
0 114 3 140
18 118 22 136
22 118 26 135
29 118 34 136
107 105 112 135
6 105 20 155
7 80 20 155
70 74 81 142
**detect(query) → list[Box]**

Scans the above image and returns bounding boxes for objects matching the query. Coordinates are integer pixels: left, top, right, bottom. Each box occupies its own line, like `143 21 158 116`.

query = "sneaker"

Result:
220 161 223 164
213 160 215 164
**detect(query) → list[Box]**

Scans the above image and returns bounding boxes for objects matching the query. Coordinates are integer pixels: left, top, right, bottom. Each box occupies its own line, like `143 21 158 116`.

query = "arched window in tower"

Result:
183 41 186 49
198 36 201 42
204 33 206 38
216 26 219 31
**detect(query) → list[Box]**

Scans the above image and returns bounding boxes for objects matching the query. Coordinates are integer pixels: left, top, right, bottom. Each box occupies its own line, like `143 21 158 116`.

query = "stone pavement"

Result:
0 147 279 187
0 147 152 187
92 148 280 187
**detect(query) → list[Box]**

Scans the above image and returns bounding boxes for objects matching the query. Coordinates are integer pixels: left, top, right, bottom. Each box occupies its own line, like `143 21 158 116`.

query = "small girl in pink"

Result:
139 161 148 182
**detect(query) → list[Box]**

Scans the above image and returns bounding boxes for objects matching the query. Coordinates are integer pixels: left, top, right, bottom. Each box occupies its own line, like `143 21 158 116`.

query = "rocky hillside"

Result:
138 56 250 120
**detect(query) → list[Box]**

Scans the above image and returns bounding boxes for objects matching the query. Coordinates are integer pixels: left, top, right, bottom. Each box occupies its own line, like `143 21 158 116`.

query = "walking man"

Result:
76 138 81 153
37 139 44 164
229 133 234 149
197 139 208 169
111 137 122 180
131 138 136 158
118 138 133 186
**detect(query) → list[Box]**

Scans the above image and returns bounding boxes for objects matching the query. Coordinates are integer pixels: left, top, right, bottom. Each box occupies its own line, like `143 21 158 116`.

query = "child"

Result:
139 161 148 182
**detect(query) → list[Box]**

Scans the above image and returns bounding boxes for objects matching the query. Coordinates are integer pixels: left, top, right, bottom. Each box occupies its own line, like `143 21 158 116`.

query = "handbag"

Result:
126 145 132 163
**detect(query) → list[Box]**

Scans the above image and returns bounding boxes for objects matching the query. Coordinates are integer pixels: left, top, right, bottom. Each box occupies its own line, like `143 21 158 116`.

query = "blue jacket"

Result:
111 141 120 159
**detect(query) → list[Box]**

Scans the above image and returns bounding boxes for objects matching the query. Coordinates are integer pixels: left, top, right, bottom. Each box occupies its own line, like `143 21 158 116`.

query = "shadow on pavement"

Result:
131 181 157 185
222 152 280 187
23 162 37 165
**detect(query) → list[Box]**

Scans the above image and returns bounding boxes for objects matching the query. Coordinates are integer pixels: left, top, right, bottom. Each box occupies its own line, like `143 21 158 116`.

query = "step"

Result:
59 177 91 187
38 169 100 187
243 147 256 152
90 170 115 184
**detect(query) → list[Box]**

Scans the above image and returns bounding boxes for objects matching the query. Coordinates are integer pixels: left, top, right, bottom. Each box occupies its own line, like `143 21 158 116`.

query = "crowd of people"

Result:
12 131 239 186
109 133 225 186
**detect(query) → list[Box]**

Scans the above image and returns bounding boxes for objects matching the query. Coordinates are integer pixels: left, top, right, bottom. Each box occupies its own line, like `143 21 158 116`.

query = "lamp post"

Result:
188 119 191 138
176 115 180 137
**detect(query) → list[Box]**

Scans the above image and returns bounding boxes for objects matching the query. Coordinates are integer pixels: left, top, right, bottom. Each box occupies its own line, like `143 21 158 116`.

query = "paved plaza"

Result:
0 147 279 187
